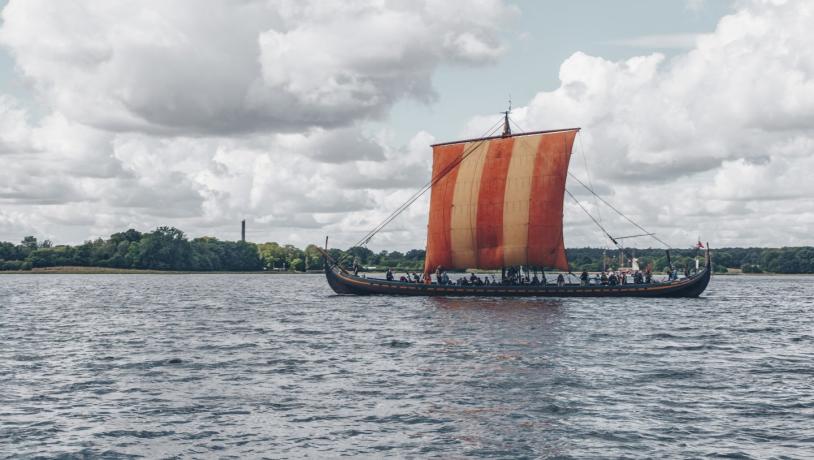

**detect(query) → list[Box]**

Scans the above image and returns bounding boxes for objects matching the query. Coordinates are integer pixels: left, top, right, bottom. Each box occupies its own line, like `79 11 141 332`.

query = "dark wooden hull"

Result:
324 261 711 298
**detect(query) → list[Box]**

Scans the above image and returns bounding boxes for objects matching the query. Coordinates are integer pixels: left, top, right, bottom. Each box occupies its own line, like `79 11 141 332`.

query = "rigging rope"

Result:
567 172 672 249
508 117 526 134
574 133 609 249
577 134 603 225
565 189 620 247
566 188 638 262
352 118 505 248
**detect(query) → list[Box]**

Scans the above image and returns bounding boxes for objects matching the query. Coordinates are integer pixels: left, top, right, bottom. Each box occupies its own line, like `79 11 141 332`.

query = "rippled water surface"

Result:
1 274 813 458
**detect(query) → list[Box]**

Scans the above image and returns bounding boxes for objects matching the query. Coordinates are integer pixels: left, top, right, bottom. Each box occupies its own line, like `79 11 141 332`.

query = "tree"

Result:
304 244 324 270
111 229 142 244
258 242 287 270
289 258 305 272
0 242 18 260
742 264 763 273
21 236 38 249
133 227 191 270
347 246 374 265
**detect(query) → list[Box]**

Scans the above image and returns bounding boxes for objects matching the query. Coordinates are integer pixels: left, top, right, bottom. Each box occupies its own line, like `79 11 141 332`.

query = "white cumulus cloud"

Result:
475 0 814 248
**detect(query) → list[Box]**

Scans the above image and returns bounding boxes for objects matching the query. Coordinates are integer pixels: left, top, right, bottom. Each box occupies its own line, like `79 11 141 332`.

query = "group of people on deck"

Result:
375 264 691 287
579 270 653 286
384 268 431 284
664 265 694 281
378 266 566 286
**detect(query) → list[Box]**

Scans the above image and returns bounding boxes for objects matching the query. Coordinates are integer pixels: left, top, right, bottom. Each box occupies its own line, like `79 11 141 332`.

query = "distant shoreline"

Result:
0 266 810 276
0 266 324 275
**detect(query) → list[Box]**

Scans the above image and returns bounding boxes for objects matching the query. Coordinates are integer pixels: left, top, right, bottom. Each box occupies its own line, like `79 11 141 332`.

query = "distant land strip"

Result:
2 226 813 274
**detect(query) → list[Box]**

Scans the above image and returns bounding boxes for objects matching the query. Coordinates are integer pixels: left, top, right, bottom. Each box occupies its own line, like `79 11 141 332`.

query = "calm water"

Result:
1 274 812 459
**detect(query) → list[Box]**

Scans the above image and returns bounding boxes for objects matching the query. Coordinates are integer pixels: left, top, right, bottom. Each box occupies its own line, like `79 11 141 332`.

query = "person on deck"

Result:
386 268 394 281
580 271 589 286
645 270 652 284
557 273 565 287
531 274 540 285
601 272 608 285
608 272 618 286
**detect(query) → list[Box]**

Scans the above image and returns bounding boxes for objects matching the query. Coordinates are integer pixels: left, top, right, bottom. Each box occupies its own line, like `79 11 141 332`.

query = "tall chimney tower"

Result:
241 219 246 242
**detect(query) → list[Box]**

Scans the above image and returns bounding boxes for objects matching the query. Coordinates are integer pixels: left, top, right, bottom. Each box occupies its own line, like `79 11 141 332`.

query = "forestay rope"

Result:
566 172 672 249
352 117 506 248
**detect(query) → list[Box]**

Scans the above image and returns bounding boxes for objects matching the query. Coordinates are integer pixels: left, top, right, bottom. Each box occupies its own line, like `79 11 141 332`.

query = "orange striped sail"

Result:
423 128 579 273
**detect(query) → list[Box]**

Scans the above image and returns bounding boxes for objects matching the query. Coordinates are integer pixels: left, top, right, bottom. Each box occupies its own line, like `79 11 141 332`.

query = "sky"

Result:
0 0 812 251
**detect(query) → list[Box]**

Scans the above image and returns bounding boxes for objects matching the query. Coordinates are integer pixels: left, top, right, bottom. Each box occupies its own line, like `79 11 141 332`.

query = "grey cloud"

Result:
107 174 205 217
334 165 427 190
0 179 85 205
0 0 510 137
289 127 386 164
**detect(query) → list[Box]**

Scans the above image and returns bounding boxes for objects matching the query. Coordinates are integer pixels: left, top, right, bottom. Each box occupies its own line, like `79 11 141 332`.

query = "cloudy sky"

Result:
0 0 811 250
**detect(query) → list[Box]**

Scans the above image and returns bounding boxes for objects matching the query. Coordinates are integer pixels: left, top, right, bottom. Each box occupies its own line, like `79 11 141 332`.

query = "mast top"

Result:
501 97 512 137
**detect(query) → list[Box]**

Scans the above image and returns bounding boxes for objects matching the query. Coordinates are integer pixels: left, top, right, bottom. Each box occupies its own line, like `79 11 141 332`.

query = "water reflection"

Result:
427 296 565 338
429 295 564 311
422 295 572 456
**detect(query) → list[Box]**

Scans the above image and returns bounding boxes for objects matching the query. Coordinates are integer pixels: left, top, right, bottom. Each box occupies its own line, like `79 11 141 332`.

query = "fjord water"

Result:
1 275 812 458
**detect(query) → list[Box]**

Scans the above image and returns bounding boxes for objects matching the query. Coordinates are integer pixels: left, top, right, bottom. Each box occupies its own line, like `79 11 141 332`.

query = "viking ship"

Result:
322 112 711 297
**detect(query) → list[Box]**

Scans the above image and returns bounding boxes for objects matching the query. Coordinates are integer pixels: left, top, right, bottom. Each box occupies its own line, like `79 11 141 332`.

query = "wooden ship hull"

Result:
324 252 711 298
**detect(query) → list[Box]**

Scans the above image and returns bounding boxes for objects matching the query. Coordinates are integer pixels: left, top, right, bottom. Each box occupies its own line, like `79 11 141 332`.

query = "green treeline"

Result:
0 227 263 271
339 246 814 274
0 226 420 272
1 226 813 273
567 247 814 274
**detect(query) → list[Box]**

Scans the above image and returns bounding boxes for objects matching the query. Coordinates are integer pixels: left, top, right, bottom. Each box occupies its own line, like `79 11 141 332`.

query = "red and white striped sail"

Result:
423 128 579 273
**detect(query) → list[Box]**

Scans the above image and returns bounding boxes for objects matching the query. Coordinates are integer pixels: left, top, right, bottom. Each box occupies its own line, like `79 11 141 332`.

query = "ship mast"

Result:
501 99 512 137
